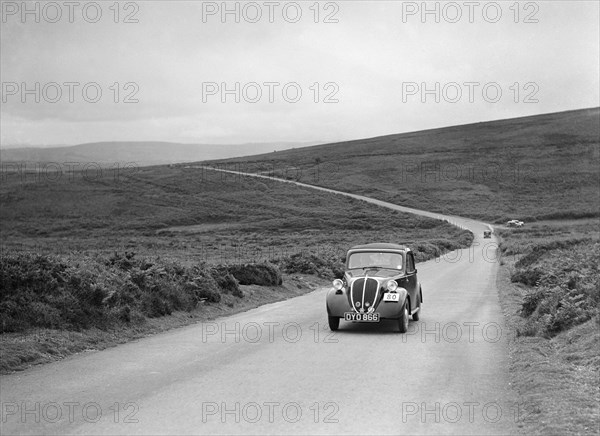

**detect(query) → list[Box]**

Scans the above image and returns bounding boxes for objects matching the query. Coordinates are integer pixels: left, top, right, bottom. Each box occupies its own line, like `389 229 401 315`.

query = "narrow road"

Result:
1 169 517 435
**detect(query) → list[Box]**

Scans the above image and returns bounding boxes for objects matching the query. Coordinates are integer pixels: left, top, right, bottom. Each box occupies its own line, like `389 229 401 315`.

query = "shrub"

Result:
411 230 473 262
514 241 599 337
0 252 262 333
186 276 222 303
107 251 137 271
227 263 283 286
0 253 109 331
278 252 344 279
412 242 441 262
515 238 587 269
521 288 548 316
209 267 242 297
512 268 543 287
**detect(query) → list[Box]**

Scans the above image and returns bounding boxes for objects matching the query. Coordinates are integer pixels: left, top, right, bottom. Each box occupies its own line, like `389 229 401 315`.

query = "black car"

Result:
326 243 423 332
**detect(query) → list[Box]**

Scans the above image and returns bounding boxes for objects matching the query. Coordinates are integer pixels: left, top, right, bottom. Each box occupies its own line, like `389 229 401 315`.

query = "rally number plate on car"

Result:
383 293 400 302
344 312 380 322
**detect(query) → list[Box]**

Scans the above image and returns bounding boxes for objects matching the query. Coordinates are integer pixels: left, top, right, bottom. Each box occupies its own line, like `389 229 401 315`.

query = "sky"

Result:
1 0 599 147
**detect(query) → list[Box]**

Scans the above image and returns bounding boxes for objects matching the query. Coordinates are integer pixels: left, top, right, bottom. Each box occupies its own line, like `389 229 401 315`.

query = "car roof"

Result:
348 243 409 252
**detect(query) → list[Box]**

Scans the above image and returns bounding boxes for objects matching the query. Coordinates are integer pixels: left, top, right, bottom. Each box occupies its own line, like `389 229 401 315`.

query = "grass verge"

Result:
495 219 599 435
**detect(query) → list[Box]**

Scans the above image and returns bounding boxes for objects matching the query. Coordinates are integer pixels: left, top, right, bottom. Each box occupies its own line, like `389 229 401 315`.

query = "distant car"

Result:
484 230 492 238
506 220 524 228
326 243 423 333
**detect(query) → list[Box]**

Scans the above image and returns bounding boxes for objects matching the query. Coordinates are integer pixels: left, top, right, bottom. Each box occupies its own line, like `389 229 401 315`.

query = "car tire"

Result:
328 316 340 331
398 301 409 333
412 291 422 321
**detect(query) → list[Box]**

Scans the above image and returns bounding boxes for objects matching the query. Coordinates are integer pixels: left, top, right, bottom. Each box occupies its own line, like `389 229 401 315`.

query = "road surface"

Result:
1 170 517 435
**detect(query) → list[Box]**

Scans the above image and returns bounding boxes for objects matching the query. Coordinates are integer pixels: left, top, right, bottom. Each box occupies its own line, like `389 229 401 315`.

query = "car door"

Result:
403 252 419 311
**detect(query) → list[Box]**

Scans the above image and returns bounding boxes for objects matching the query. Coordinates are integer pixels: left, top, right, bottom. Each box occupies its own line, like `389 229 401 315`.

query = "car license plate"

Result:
344 312 380 322
383 293 400 302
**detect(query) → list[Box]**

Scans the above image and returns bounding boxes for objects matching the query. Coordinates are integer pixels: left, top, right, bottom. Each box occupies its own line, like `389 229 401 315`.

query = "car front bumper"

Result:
326 288 407 319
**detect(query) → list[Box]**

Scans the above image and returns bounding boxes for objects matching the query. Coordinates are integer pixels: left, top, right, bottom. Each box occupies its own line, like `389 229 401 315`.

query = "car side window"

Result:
406 253 415 273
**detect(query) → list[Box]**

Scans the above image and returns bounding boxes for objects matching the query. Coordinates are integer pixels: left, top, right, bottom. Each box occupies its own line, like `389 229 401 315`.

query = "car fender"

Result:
396 286 409 303
377 287 409 319
399 286 409 310
326 287 350 317
388 286 409 305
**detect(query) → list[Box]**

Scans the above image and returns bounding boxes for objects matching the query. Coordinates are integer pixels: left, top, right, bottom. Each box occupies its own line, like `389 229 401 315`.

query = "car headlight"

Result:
333 279 344 291
386 280 398 292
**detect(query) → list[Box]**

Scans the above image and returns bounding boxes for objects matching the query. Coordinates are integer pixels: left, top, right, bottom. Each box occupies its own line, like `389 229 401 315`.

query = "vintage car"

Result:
326 243 423 333
483 230 492 238
506 219 524 228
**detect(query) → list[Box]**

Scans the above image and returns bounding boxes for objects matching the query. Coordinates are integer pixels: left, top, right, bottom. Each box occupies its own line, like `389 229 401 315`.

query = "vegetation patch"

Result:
277 229 473 279
278 251 345 279
503 239 599 338
226 263 282 286
495 219 599 435
0 250 325 373
0 251 273 334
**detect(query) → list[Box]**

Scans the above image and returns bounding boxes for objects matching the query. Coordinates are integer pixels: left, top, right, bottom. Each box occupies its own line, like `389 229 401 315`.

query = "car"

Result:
484 230 492 238
506 219 524 228
326 243 423 333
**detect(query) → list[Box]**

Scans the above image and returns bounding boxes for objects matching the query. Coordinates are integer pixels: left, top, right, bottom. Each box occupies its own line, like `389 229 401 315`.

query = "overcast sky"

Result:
1 0 599 147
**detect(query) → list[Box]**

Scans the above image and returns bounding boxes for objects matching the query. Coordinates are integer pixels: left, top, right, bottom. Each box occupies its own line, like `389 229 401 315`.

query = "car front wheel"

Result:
398 301 409 333
328 316 340 331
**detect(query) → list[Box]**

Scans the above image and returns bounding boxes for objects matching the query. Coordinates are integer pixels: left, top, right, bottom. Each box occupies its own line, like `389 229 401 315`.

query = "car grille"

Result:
350 278 380 312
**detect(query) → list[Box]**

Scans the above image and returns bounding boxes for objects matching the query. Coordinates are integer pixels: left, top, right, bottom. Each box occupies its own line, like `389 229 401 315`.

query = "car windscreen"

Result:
347 252 404 270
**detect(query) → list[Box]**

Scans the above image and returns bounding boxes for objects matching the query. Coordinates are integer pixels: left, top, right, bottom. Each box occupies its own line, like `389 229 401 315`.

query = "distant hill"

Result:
0 141 320 167
2 108 597 222
207 107 600 222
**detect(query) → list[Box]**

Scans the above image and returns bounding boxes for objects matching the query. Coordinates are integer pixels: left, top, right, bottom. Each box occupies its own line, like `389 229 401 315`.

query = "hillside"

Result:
0 165 471 265
207 108 600 222
0 141 318 167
